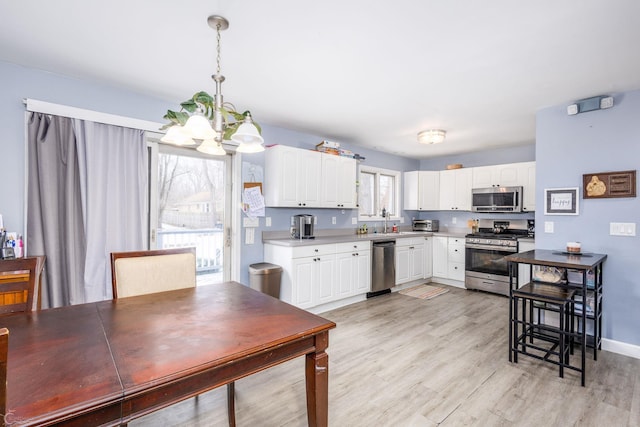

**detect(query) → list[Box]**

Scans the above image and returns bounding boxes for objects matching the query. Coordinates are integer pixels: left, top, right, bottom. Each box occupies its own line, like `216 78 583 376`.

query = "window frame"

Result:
358 165 402 221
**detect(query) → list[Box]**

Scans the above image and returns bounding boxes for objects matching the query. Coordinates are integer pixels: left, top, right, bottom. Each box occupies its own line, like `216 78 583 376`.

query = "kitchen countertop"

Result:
262 230 468 247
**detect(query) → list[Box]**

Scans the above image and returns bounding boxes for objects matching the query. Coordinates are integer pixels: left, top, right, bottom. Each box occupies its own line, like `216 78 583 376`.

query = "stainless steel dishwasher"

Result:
368 240 396 297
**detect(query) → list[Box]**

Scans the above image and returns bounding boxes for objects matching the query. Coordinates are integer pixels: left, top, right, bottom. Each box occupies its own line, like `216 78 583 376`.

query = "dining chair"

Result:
110 247 237 425
0 256 42 315
110 247 197 299
0 327 8 422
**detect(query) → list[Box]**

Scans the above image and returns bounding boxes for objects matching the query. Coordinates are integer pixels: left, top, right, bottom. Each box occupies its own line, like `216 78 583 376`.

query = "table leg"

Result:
306 332 329 427
227 382 236 427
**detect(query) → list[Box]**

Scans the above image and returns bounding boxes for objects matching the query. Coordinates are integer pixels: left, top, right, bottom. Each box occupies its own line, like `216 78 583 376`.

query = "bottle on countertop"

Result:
392 224 398 233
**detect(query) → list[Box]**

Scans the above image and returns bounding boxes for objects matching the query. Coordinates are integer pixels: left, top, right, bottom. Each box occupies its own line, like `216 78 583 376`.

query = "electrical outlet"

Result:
332 217 336 225
314 216 317 225
352 217 357 225
400 217 405 223
452 217 457 224
265 217 271 227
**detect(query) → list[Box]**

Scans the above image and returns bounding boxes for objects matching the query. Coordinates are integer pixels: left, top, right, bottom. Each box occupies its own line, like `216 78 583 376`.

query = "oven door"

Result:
465 243 516 296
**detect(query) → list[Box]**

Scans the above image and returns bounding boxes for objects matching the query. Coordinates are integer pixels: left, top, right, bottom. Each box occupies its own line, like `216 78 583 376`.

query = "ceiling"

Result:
2 1 640 159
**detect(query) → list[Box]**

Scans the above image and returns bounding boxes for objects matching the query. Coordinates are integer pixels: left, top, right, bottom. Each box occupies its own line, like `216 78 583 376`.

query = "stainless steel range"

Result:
465 219 529 296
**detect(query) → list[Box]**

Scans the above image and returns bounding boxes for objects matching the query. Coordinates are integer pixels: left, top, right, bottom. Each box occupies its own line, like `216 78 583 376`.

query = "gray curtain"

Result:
27 112 147 308
27 113 87 308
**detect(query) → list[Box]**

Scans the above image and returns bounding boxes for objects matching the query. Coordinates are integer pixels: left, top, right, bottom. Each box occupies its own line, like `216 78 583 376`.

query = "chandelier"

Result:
417 129 446 145
161 15 264 155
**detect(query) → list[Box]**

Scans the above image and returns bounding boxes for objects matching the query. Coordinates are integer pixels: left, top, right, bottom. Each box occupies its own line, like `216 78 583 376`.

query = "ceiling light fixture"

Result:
417 129 446 145
161 15 264 155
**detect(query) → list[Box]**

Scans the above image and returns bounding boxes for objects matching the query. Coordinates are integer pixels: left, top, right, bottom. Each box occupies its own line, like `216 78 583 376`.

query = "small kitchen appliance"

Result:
412 219 439 232
291 214 315 239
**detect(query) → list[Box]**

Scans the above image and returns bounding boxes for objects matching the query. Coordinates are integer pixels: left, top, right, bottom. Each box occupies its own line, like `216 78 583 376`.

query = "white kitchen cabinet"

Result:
517 240 535 287
395 237 426 285
335 241 371 298
395 243 411 284
264 240 370 311
423 236 433 279
321 153 357 208
518 161 536 212
439 168 472 211
448 237 466 282
472 163 520 188
432 236 466 283
403 171 440 211
432 236 449 278
264 145 322 208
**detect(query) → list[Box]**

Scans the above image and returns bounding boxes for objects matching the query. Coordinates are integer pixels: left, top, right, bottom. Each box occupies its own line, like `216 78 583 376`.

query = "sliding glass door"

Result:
148 142 232 285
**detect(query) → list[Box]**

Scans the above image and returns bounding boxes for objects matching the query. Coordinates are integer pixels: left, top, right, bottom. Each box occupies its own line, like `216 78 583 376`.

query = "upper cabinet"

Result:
518 161 536 212
264 145 357 208
264 145 321 207
403 171 440 211
439 168 472 211
472 163 520 188
471 161 536 212
321 153 357 208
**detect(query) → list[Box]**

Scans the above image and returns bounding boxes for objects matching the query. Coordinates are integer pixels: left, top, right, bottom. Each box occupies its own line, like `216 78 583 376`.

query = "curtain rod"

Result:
23 98 165 133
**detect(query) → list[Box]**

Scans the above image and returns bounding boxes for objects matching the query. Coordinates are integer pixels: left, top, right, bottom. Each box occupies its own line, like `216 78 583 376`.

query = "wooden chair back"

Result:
0 257 41 315
110 248 197 299
0 328 7 425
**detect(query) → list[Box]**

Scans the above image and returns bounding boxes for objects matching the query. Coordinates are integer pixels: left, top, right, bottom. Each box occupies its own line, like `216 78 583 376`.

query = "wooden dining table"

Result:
1 281 336 426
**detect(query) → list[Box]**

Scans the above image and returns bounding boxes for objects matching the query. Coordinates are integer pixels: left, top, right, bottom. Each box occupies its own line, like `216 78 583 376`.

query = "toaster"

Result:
412 219 439 232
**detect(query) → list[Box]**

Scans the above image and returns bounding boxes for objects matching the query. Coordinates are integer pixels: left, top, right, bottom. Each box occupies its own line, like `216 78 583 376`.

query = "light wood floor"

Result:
133 285 640 426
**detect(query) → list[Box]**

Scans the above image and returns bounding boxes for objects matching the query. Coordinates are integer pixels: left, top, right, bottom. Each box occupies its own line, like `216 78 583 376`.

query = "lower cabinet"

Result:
264 241 371 310
336 242 371 299
517 240 535 287
432 236 466 283
395 237 426 285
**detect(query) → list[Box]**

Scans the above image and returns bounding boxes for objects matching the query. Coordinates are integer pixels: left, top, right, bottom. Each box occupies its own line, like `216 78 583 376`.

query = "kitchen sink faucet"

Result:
382 208 388 233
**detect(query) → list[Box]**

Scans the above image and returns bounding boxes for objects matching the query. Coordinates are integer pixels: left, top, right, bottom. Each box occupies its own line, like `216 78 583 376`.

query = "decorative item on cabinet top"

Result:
315 140 365 160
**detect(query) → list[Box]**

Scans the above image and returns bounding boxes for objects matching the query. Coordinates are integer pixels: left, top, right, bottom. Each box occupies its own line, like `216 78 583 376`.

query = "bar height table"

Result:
506 249 606 386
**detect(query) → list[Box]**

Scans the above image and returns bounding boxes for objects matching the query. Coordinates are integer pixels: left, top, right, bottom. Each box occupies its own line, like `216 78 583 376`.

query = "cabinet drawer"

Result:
449 244 465 263
448 237 465 246
336 241 371 253
291 244 336 258
449 262 465 281
395 237 425 247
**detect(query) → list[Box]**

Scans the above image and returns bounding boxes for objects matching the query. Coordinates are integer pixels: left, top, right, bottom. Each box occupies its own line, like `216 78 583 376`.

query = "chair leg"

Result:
227 381 236 427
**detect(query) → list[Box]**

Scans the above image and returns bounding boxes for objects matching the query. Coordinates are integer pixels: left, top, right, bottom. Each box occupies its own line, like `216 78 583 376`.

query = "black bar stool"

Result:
511 282 576 379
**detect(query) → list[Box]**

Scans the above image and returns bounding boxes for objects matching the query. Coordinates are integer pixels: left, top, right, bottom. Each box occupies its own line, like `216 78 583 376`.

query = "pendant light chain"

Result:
216 22 222 76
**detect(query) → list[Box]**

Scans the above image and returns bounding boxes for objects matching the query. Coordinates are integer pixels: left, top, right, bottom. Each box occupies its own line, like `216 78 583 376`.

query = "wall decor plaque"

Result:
544 187 579 215
583 170 636 199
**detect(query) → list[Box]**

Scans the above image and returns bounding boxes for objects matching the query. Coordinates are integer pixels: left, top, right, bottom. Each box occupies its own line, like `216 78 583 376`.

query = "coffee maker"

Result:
291 214 315 239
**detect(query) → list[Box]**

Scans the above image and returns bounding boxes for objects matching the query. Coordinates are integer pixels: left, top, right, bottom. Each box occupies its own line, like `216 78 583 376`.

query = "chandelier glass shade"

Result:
161 15 264 155
417 129 446 145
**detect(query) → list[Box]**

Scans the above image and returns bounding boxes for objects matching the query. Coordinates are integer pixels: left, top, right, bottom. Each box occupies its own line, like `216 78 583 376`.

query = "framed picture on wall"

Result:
544 187 579 215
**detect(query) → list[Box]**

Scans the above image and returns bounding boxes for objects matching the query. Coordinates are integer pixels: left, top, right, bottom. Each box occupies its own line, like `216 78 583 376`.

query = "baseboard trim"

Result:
602 338 640 360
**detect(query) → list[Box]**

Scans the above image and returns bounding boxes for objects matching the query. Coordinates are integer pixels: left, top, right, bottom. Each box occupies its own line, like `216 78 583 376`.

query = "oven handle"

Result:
465 243 518 253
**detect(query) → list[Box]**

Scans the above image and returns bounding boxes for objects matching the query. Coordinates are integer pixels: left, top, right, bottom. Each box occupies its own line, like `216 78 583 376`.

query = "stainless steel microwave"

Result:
471 186 523 213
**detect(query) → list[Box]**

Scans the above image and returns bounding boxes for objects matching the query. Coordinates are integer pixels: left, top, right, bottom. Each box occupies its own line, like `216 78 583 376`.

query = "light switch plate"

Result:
400 217 405 223
265 217 271 227
352 217 357 225
610 222 636 236
332 217 336 225
245 228 255 244
544 221 554 233
243 217 259 228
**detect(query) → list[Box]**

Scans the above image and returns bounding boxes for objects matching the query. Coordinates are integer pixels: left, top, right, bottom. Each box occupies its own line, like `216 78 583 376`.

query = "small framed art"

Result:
544 187 579 215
